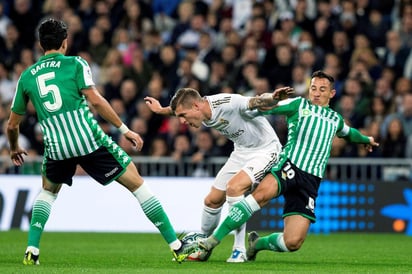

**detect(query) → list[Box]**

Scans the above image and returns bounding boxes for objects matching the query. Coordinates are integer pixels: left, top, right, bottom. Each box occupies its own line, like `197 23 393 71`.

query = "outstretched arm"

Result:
83 86 143 151
342 127 379 153
144 96 174 115
249 86 294 110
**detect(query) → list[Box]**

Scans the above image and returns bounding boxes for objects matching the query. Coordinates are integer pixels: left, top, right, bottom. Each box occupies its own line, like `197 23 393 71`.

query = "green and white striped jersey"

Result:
262 97 347 178
11 52 113 160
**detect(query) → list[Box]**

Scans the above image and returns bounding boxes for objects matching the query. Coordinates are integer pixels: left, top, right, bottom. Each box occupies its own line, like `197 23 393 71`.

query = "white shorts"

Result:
213 143 281 191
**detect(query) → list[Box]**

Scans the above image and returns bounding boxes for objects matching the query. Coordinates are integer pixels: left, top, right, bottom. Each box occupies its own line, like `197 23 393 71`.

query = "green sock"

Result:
256 232 289 252
27 190 56 248
140 196 177 244
213 196 259 242
133 184 177 245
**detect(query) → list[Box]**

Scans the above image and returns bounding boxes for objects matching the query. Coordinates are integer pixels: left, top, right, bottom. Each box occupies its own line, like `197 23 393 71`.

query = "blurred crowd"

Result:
1 0 412 171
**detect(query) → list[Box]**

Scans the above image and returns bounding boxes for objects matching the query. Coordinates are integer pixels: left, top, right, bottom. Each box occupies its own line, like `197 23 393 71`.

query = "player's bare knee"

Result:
226 181 250 197
284 236 305 251
252 191 273 207
204 197 224 208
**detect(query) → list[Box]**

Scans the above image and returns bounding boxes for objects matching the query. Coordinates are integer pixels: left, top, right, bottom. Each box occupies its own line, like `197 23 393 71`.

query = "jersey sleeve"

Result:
10 75 28 115
75 56 95 90
260 97 302 117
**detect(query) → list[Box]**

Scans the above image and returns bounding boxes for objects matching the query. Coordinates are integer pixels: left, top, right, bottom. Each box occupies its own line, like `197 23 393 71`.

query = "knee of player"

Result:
284 235 305 251
204 196 225 208
226 181 250 197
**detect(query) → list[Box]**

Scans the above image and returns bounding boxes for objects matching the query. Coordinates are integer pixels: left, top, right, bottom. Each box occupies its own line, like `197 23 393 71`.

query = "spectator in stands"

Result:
123 45 154 96
373 77 395 112
381 117 407 158
64 13 87 56
379 30 410 79
119 79 140 120
157 44 180 93
364 95 388 128
206 57 228 95
9 0 42 49
149 136 170 158
329 30 352 77
0 23 23 70
168 0 195 46
190 129 221 177
381 93 412 137
86 25 109 66
0 61 14 104
396 3 412 49
359 9 391 49
393 77 412 111
0 2 11 39
277 10 302 50
118 0 153 43
290 64 310 97
171 133 192 162
102 64 124 101
265 43 294 88
98 48 124 85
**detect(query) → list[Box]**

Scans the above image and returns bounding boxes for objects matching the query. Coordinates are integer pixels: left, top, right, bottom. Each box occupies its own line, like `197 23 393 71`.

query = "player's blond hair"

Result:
170 88 202 112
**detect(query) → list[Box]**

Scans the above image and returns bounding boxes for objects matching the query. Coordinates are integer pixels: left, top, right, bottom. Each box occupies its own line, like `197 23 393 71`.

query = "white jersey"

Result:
203 93 280 151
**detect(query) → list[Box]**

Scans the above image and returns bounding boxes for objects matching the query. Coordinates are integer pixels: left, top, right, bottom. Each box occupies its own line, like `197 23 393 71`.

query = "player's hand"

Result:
10 148 28 166
124 131 144 151
365 136 379 152
144 96 162 113
272 86 294 101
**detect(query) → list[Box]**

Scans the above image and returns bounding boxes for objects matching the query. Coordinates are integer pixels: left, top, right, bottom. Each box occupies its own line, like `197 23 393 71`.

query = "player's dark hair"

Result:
312 70 335 88
38 18 68 51
170 88 201 112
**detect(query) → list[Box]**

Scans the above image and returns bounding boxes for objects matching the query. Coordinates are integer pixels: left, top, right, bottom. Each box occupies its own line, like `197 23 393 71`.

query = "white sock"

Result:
201 205 222 236
132 182 153 203
227 195 246 251
277 233 289 252
170 239 182 250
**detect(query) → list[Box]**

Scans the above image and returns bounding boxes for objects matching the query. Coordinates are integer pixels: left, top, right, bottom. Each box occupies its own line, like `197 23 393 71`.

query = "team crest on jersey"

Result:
219 118 229 126
301 109 311 116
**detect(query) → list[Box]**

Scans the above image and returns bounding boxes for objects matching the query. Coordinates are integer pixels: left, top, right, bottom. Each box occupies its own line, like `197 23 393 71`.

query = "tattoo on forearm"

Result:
250 94 278 109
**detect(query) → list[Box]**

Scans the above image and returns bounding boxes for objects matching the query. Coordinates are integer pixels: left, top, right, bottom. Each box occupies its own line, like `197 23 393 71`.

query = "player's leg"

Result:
247 162 319 260
24 158 76 265
247 215 310 260
201 186 225 236
116 162 181 245
225 170 253 263
81 145 192 262
199 173 278 254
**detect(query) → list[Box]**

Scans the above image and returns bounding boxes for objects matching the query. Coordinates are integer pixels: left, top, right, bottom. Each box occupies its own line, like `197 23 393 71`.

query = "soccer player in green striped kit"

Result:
7 18 193 265
195 70 380 260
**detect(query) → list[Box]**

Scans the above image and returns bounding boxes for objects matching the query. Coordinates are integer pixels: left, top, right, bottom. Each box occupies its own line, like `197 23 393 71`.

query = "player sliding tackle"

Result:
188 70 379 261
145 86 293 262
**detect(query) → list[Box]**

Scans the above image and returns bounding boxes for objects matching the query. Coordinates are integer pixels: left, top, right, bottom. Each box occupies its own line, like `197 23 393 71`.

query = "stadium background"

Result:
0 1 411 236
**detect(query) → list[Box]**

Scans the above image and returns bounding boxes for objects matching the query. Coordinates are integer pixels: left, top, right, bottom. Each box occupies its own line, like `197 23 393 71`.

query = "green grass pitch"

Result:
0 230 411 273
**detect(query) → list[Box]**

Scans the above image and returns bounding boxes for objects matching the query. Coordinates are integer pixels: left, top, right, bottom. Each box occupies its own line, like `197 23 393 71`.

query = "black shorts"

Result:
42 146 131 186
271 159 321 223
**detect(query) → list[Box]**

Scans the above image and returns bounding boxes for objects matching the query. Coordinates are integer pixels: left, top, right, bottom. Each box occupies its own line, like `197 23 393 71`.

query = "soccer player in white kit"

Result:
144 86 293 262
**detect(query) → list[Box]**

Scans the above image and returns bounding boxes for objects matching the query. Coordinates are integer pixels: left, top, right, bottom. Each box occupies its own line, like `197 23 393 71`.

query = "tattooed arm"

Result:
248 86 294 110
